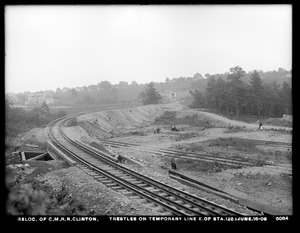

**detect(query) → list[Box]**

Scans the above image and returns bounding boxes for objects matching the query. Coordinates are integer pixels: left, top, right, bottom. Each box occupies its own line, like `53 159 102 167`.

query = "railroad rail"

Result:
100 139 258 167
229 137 292 148
98 139 292 175
47 115 249 216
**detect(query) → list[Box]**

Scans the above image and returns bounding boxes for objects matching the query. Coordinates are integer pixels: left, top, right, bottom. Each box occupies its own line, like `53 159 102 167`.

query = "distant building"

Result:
45 97 54 104
166 91 176 103
25 95 39 105
170 92 176 98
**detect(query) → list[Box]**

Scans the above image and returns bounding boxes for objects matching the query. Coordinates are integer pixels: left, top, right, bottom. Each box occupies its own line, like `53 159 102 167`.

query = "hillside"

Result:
6 68 291 110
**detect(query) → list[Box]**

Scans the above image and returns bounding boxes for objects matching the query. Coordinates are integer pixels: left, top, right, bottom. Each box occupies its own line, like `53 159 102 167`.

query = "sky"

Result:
5 5 292 94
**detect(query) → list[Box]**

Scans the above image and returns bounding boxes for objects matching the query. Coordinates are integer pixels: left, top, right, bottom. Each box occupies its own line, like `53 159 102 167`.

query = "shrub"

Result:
7 183 52 215
7 181 89 216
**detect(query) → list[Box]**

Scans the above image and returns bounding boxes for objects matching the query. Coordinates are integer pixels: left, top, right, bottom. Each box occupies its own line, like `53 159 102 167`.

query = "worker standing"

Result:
171 158 177 169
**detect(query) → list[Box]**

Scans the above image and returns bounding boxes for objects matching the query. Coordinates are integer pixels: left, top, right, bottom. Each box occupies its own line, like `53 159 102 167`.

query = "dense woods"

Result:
189 66 292 118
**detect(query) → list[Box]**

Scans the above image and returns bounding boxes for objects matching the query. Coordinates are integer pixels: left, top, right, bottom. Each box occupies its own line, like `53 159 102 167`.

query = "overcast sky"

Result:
5 5 292 94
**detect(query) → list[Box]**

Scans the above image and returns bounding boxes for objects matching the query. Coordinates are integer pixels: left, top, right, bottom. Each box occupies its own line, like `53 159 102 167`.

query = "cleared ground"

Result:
7 102 292 215
69 102 292 214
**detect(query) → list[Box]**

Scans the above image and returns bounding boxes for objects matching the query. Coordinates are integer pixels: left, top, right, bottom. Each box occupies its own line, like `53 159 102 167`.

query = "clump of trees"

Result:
138 82 162 105
5 100 67 137
189 66 292 118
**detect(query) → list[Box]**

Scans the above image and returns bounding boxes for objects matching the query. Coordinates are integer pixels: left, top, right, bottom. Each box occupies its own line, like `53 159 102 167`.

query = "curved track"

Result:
48 115 249 216
98 138 292 175
229 137 292 148
99 139 259 167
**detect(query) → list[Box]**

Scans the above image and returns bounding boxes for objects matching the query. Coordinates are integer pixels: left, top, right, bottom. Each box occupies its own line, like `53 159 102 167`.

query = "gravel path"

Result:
195 110 292 131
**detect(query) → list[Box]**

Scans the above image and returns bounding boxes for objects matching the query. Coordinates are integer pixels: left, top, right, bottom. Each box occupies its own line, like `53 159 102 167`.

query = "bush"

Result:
5 101 67 138
7 183 52 215
224 125 249 133
7 181 89 216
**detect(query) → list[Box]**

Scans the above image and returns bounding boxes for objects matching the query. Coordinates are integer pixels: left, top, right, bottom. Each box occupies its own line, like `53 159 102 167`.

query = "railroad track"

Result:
229 137 292 148
48 116 248 216
99 139 265 166
98 139 292 175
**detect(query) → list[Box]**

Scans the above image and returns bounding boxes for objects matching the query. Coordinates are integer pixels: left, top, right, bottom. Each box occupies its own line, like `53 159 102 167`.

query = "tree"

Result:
31 102 51 125
249 70 264 118
138 91 146 103
263 81 281 117
280 82 292 115
205 76 231 114
110 87 119 103
189 90 206 108
39 102 50 116
205 75 216 104
227 66 246 82
214 77 229 114
82 95 95 104
16 93 28 105
227 66 246 117
139 82 162 105
70 88 78 97
193 73 204 79
130 81 139 86
118 81 128 87
98 81 112 90
88 85 97 91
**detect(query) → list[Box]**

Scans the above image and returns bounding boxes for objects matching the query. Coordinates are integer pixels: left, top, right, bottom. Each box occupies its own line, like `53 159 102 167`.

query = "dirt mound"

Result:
265 116 292 127
282 114 292 122
154 110 214 128
76 103 186 138
22 128 49 144
175 110 226 127
39 167 161 215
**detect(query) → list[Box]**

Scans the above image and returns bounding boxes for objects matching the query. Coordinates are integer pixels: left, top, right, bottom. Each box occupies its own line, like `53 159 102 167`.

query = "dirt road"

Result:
192 110 292 131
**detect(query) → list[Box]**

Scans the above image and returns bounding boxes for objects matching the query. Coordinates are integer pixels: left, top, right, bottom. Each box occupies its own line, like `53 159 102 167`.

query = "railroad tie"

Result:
110 186 124 191
157 192 170 197
136 183 149 188
120 190 135 196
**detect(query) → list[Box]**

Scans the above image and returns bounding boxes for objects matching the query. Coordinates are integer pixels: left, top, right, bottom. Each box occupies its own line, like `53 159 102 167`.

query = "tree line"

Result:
5 100 67 137
7 67 290 109
189 66 292 118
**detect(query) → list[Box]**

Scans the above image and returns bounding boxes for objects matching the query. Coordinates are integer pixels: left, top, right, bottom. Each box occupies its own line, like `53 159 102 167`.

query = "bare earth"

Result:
66 103 292 215
14 102 292 215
